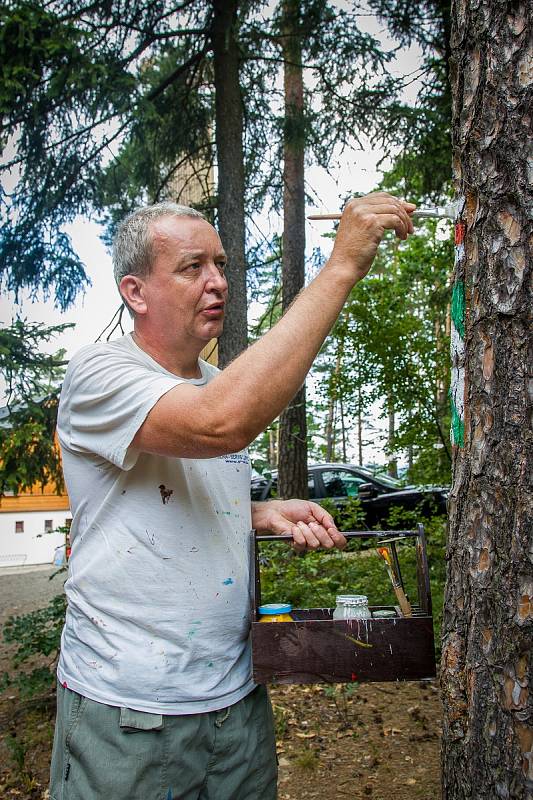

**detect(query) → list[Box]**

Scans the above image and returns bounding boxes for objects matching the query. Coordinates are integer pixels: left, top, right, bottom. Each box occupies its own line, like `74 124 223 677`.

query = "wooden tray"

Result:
251 526 436 684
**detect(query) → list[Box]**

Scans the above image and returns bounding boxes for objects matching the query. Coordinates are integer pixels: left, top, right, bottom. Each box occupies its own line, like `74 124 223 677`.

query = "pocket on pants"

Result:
56 693 167 800
119 707 164 733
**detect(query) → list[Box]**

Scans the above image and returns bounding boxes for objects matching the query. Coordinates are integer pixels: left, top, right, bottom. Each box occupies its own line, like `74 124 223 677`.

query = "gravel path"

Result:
0 566 66 629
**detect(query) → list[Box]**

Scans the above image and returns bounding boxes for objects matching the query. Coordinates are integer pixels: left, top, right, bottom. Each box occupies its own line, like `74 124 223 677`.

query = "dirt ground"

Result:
0 567 442 800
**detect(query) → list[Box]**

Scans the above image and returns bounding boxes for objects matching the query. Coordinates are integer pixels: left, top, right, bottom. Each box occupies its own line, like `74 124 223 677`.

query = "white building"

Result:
0 489 71 567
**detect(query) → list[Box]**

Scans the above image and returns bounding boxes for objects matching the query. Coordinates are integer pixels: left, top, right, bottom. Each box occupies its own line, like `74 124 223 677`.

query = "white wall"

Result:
0 510 71 567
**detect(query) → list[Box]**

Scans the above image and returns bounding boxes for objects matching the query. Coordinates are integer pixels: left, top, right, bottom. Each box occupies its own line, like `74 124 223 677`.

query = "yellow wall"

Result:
0 492 70 512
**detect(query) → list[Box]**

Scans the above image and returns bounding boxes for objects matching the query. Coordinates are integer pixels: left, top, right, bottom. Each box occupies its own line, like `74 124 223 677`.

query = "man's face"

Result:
141 215 228 346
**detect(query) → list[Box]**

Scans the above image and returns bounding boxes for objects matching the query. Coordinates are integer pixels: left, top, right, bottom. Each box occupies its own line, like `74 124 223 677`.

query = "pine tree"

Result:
441 1 532 796
277 0 308 499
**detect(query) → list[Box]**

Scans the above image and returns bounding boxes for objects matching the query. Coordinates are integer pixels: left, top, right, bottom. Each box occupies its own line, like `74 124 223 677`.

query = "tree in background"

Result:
440 1 532 796
0 319 71 493
211 0 247 364
248 0 399 493
277 0 308 499
368 0 452 200
313 220 453 484
1 0 252 366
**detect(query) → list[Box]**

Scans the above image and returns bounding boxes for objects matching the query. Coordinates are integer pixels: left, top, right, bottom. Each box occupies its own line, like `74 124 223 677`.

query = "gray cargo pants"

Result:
49 682 277 800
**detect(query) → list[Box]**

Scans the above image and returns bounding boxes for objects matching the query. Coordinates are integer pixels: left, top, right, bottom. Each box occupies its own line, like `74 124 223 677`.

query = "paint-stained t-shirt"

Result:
56 334 255 714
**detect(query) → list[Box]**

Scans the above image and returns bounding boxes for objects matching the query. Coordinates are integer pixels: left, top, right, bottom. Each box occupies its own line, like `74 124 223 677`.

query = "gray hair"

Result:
112 202 206 297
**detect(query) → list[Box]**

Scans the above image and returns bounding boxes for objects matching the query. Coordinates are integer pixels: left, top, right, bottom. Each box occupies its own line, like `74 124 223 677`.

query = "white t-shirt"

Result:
56 334 255 714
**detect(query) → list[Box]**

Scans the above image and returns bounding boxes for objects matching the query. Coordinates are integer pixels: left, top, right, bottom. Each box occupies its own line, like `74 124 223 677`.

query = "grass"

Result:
294 749 319 771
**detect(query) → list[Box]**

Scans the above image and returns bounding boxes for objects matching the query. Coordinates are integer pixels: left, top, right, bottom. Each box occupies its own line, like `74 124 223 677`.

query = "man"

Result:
50 193 414 799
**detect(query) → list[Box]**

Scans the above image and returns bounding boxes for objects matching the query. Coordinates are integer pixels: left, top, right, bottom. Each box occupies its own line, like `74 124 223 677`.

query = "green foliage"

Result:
315 219 453 485
0 1 133 307
2 592 67 697
319 496 366 533
1 0 402 303
0 318 71 494
97 38 215 236
323 682 359 728
0 319 70 397
0 406 64 495
294 748 319 770
1 0 214 307
368 0 452 200
272 702 289 739
5 733 26 773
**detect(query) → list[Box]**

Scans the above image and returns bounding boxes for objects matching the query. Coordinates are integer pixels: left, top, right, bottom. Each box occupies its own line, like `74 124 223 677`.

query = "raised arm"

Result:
132 193 415 459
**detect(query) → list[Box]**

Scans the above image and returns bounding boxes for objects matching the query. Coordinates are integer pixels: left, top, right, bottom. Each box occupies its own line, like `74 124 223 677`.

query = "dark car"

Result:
250 463 448 528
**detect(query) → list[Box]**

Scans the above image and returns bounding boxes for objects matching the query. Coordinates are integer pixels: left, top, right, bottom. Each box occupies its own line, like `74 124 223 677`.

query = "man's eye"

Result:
217 262 227 272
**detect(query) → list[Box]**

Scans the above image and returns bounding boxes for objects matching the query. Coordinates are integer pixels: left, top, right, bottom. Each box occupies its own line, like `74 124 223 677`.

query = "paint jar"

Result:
333 595 371 620
372 609 396 619
258 603 293 622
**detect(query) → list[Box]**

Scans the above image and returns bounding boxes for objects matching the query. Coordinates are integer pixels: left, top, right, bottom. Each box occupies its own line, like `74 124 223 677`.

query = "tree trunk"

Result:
277 0 308 499
356 345 364 466
339 391 347 463
211 0 247 367
325 396 335 463
387 399 397 478
357 400 363 466
441 3 533 798
269 426 278 470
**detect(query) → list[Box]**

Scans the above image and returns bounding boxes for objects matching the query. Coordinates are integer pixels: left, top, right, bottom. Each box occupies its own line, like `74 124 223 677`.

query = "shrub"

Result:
1 592 66 697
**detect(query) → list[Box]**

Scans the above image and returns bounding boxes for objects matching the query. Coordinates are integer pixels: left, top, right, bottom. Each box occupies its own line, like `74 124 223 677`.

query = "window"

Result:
15 520 24 533
320 470 367 499
44 520 54 533
307 474 316 499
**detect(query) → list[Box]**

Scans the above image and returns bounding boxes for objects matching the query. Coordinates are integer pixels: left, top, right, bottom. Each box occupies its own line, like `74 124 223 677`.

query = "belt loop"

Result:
215 706 231 728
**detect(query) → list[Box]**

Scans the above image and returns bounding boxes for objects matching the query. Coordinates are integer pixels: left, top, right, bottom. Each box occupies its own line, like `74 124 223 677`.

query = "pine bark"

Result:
277 0 308 499
441 2 533 798
211 0 248 367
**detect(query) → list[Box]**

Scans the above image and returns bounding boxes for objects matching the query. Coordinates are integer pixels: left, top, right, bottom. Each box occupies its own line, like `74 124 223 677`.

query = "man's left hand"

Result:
252 499 346 552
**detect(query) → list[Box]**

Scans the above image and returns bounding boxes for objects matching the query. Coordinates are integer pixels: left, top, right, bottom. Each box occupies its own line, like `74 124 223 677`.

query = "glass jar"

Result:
258 603 293 622
333 595 371 620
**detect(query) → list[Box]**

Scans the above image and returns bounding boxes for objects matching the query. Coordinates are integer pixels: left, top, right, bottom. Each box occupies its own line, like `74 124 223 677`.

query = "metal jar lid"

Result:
335 594 368 606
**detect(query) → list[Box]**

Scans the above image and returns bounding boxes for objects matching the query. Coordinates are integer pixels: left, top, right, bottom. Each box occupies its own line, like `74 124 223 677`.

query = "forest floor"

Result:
0 566 442 800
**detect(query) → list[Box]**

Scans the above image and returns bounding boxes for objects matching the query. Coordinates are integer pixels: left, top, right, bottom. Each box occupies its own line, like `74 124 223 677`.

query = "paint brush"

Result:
307 203 457 222
376 546 412 618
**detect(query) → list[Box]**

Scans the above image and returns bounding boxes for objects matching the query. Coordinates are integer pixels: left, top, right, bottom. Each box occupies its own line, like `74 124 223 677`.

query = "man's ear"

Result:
119 274 147 315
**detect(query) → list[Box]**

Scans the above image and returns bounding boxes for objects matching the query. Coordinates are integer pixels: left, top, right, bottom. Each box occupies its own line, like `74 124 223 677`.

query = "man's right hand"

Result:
328 192 416 285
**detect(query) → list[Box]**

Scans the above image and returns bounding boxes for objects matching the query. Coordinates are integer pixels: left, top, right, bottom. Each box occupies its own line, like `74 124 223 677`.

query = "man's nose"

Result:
206 263 228 292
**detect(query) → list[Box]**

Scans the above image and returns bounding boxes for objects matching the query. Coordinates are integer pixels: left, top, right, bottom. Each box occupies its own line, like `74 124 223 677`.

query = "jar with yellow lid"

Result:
258 603 293 622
